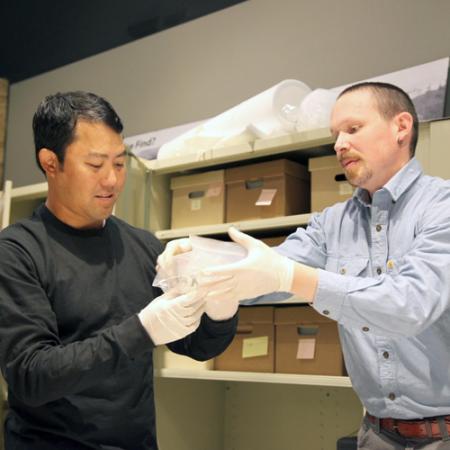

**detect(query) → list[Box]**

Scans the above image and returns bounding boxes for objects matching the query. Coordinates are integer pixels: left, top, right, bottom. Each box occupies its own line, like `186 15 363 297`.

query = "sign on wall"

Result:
124 119 204 160
332 57 450 122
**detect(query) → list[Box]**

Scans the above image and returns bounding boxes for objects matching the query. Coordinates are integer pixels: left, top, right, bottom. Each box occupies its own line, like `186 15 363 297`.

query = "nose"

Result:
101 166 118 188
334 132 349 155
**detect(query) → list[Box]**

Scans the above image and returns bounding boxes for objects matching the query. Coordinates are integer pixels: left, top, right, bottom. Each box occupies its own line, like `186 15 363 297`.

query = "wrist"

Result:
205 297 238 321
206 312 234 322
278 256 295 292
137 310 149 332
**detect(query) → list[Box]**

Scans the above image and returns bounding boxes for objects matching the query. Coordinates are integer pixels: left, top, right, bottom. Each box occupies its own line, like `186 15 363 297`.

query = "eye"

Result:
87 163 102 169
114 162 125 169
348 125 360 134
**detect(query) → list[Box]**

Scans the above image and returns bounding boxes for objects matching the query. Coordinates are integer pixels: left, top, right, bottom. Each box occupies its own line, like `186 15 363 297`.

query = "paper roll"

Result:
296 89 339 132
157 79 311 160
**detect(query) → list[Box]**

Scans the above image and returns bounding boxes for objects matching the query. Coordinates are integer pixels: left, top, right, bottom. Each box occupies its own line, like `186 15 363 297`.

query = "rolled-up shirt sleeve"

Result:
315 208 450 337
276 184 450 338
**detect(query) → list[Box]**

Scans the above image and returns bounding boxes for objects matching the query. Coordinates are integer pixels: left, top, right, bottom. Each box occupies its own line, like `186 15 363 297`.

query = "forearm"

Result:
3 315 151 407
290 262 319 302
314 262 450 337
167 312 238 361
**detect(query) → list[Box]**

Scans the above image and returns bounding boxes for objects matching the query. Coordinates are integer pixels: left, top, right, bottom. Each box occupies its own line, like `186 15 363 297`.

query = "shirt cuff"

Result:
312 269 347 322
201 312 239 335
114 314 155 358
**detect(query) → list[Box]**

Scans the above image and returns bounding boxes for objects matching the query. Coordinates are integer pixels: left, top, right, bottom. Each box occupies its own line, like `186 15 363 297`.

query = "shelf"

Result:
155 213 312 240
139 127 334 175
11 182 47 200
154 368 352 388
141 143 253 175
253 127 333 153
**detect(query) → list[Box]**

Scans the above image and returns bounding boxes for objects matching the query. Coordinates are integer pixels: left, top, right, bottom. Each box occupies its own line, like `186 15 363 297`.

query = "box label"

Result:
205 182 223 197
255 189 277 206
242 336 269 358
190 198 202 210
296 338 316 359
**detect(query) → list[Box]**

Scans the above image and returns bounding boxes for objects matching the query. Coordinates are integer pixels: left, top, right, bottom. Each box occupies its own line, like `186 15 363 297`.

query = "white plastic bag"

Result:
153 235 247 294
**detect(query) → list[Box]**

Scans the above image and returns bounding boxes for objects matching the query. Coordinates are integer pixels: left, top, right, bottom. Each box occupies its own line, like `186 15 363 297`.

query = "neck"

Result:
45 197 104 230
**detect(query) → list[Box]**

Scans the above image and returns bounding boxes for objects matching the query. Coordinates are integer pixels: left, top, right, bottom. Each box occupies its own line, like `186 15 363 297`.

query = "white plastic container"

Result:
154 235 247 294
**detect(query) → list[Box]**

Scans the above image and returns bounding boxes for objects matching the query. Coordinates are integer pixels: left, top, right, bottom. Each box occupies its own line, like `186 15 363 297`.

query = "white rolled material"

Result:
157 79 311 160
296 88 339 132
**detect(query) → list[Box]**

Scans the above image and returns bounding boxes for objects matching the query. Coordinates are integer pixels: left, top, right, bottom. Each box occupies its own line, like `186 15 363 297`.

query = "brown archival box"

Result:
214 306 274 373
308 155 354 212
275 305 344 376
260 235 288 247
225 159 310 222
170 169 225 228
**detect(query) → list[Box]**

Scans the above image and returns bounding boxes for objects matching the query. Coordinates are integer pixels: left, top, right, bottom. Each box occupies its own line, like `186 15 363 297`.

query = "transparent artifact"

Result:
153 235 247 294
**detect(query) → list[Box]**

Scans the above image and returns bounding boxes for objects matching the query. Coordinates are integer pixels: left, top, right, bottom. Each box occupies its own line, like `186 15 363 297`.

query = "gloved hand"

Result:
138 289 205 345
156 237 192 278
198 227 294 302
204 288 239 321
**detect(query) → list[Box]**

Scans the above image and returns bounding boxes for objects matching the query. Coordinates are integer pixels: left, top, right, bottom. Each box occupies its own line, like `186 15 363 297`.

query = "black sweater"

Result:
0 204 237 449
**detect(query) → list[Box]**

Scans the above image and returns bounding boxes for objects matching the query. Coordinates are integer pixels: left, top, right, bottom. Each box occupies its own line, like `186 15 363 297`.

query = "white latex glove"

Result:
156 237 192 278
138 289 205 346
198 227 294 302
204 288 239 321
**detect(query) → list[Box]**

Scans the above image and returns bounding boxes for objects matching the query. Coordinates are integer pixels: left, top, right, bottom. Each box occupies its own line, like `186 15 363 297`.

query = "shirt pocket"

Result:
325 255 368 276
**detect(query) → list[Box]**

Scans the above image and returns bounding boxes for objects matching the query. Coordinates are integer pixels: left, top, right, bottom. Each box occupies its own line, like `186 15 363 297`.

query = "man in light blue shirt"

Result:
160 82 450 449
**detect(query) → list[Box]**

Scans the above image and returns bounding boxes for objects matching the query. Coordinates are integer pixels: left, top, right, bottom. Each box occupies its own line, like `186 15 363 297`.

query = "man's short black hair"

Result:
33 91 124 173
338 82 419 156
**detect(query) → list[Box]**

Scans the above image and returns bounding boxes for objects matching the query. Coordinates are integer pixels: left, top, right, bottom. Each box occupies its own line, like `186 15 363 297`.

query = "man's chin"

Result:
92 209 114 224
346 171 373 190
343 170 358 187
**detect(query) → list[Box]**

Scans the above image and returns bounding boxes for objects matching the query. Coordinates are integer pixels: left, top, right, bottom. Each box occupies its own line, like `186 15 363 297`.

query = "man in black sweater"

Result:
0 91 238 449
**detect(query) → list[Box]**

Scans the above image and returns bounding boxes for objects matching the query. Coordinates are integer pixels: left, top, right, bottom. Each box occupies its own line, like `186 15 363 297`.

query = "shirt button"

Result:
376 224 382 232
322 310 330 315
376 267 382 275
362 326 369 332
387 260 394 270
383 351 389 359
388 393 396 401
340 268 346 275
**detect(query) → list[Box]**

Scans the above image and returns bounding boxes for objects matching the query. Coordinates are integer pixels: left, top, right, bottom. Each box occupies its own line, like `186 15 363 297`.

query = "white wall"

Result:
5 0 450 186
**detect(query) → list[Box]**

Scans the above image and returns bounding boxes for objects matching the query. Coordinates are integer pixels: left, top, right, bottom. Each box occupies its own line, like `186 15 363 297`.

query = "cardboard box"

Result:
275 305 344 376
170 169 225 228
225 159 310 222
153 346 214 370
214 306 274 373
260 235 288 247
308 155 354 212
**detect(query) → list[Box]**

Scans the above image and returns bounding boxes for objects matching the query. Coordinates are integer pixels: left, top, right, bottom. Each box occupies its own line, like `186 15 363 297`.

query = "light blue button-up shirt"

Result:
275 158 450 419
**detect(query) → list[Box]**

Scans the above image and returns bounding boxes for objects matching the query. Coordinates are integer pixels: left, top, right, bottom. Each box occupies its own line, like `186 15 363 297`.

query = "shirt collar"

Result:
354 158 423 206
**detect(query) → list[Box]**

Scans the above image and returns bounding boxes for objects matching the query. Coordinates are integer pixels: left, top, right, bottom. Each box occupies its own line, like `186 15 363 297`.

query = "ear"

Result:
38 148 59 177
394 112 413 147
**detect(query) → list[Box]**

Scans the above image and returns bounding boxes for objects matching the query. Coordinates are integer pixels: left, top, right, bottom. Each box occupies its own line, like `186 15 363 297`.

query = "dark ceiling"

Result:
0 0 247 83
